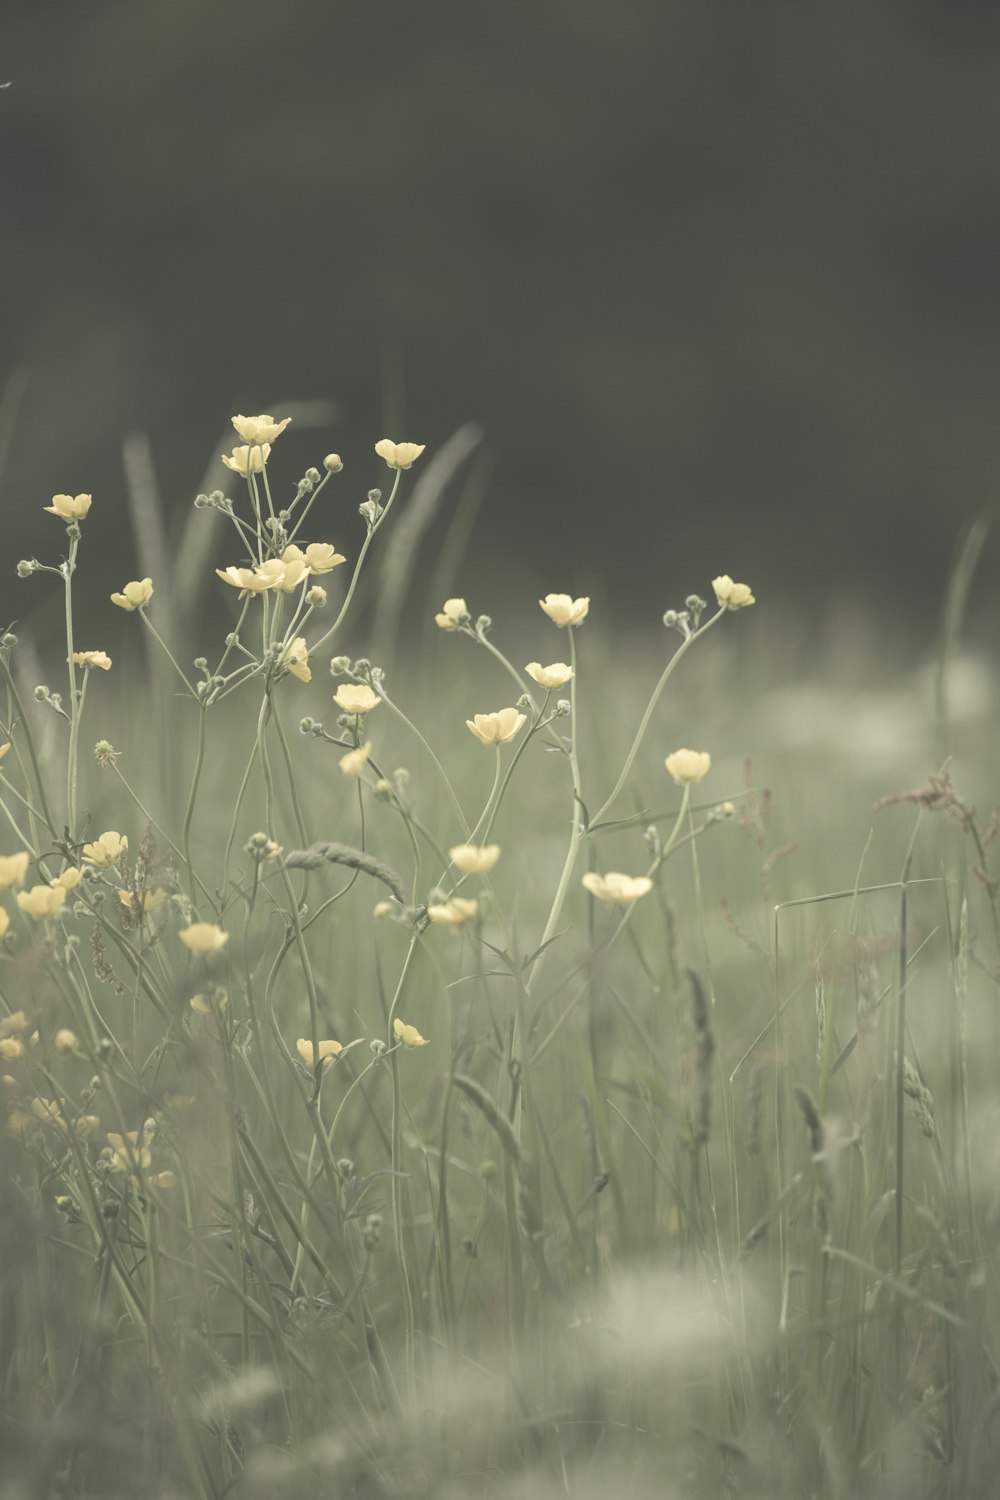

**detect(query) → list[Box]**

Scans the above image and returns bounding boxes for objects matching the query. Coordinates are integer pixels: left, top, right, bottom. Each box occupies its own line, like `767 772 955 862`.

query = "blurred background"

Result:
3 0 1000 659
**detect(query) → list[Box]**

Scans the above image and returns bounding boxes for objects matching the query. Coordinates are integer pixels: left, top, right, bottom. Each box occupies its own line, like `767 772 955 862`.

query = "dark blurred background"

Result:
4 0 1000 651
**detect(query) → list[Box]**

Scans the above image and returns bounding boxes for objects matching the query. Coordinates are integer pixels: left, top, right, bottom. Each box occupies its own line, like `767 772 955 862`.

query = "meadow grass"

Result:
0 421 998 1499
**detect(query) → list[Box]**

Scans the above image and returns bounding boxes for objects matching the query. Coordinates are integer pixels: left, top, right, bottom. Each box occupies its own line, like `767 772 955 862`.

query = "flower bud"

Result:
306 586 327 608
305 467 321 485
555 699 571 717
323 453 343 473
33 685 49 701
330 655 351 675
17 561 36 578
663 610 678 628
373 778 393 801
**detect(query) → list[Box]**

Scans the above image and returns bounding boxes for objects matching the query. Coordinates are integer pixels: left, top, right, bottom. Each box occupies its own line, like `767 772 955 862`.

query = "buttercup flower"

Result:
54 1029 78 1053
232 414 291 445
375 439 425 470
222 444 270 475
0 851 31 889
216 563 281 594
339 741 373 776
539 594 590 628
51 866 83 892
110 577 154 611
71 651 112 671
525 661 574 689
435 598 468 630
283 638 312 684
466 708 526 746
296 1037 343 1070
393 1018 428 1048
664 749 712 785
334 684 381 716
116 887 168 914
45 493 92 521
179 923 229 954
190 991 229 1016
581 871 653 905
83 832 128 867
0 1037 25 1060
17 884 67 919
427 897 479 926
283 542 346 575
712 575 755 609
107 1125 155 1175
449 844 501 875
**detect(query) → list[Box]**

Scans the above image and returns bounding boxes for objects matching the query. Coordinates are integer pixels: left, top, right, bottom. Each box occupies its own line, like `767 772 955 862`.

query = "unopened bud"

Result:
306 585 327 608
323 453 343 473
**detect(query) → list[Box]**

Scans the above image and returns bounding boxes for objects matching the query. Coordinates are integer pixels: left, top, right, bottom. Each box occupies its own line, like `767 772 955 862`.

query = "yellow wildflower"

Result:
190 991 229 1016
664 749 712 785
110 577 154 611
71 650 112 671
427 897 479 926
435 598 468 630
0 1037 25 1059
581 871 653 905
466 708 526 746
83 831 128 867
45 493 92 521
17 885 67 919
712 575 755 609
116 887 168 914
283 637 311 684
525 661 574 689
393 1018 428 1048
339 741 373 776
296 1037 343 1070
0 851 30 889
221 444 270 475
0 1011 28 1037
52 866 83 892
231 414 291 445
54 1029 78 1053
449 844 500 875
31 1097 65 1126
282 542 346 574
374 439 425 470
539 594 589 628
179 923 229 954
107 1126 154 1174
334 684 381 716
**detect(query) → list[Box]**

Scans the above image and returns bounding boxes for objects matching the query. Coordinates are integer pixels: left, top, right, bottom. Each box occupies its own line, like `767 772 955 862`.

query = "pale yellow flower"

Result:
374 438 425 470
83 831 128 867
0 1035 24 1059
116 887 168 914
73 1114 101 1139
179 922 229 954
54 1029 78 1053
339 741 373 776
664 749 712 785
712 575 755 609
110 577 154 611
107 1126 154 1174
222 444 271 475
393 1018 428 1048
581 871 653 905
17 884 67 919
283 637 311 684
51 866 83 892
190 991 229 1016
0 909 9 938
283 542 346 574
466 708 526 746
71 650 112 671
0 1011 28 1037
231 414 291 445
334 684 381 716
539 594 589 628
435 598 468 630
449 844 501 875
274 557 311 592
525 661 574 689
427 897 479 926
0 851 30 889
45 493 92 521
296 1037 343 1070
32 1097 65 1127
216 564 275 594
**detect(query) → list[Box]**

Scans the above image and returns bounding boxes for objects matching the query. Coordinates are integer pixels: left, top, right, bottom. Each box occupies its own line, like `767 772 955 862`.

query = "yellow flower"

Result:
52 866 83 892
17 884 67 919
393 1018 428 1048
54 1028 78 1053
222 444 271 475
449 843 501 875
435 598 468 630
151 1170 176 1189
465 708 526 746
525 661 574 689
83 831 128 867
72 1114 100 1139
0 1037 25 1059
231 414 291 445
283 637 311 684
339 740 373 776
334 684 381 716
296 1037 343 1070
374 438 425 470
44 493 92 521
274 557 311 591
0 909 8 938
539 594 589 628
107 1126 154 1174
581 871 653 905
427 897 479 926
70 650 112 671
0 851 30 889
116 887 168 914
179 922 229 954
31 1097 65 1127
190 991 229 1016
0 1011 28 1038
217 564 273 593
110 577 154 611
664 749 712 785
283 542 346 574
712 575 755 609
